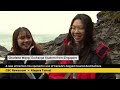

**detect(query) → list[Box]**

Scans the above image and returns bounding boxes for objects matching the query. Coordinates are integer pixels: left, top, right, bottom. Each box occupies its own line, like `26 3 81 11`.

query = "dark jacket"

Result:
1 47 48 79
48 39 116 79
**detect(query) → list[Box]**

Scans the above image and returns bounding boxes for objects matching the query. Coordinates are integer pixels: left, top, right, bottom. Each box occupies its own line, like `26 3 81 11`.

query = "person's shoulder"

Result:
36 44 43 50
57 43 65 55
30 44 43 55
3 52 14 64
90 41 112 64
59 43 65 48
91 41 110 60
91 41 103 51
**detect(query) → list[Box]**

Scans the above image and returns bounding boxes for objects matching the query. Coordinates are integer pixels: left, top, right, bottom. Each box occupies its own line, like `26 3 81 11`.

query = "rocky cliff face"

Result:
0 45 9 64
0 45 9 57
94 11 120 64
39 33 68 55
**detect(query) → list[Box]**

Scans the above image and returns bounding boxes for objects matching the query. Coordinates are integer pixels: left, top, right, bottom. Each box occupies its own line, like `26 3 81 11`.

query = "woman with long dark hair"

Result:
1 27 48 79
48 14 116 79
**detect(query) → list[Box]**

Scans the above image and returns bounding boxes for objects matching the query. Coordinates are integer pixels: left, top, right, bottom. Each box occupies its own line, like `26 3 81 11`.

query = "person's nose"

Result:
74 28 80 33
24 38 29 42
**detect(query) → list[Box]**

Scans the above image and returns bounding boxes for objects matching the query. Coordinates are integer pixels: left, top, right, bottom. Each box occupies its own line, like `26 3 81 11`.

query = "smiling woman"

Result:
48 13 116 79
70 19 85 44
0 27 49 79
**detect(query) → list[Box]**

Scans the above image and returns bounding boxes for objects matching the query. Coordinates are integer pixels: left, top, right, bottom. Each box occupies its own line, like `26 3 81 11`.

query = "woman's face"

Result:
17 31 32 51
71 19 85 44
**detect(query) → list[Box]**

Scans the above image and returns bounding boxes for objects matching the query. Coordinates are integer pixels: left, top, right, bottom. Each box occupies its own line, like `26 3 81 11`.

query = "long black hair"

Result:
60 14 95 63
12 27 43 55
67 14 94 47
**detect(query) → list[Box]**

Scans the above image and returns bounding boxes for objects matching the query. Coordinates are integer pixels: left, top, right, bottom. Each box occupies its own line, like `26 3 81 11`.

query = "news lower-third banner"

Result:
1 68 120 73
0 64 120 73
0 64 120 68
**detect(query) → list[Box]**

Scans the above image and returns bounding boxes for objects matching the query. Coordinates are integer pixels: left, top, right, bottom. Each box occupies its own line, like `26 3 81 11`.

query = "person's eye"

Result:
71 26 75 29
78 27 84 30
27 36 31 39
19 36 25 40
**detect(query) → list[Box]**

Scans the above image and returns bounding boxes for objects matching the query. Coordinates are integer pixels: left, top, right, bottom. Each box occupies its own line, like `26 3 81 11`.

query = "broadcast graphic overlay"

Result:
0 55 120 73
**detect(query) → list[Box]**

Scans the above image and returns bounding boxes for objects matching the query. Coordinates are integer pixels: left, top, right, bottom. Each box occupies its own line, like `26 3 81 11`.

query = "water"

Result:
0 34 59 51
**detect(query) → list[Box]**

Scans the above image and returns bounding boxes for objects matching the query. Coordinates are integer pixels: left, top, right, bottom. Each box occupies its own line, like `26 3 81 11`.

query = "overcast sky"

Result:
0 11 100 34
